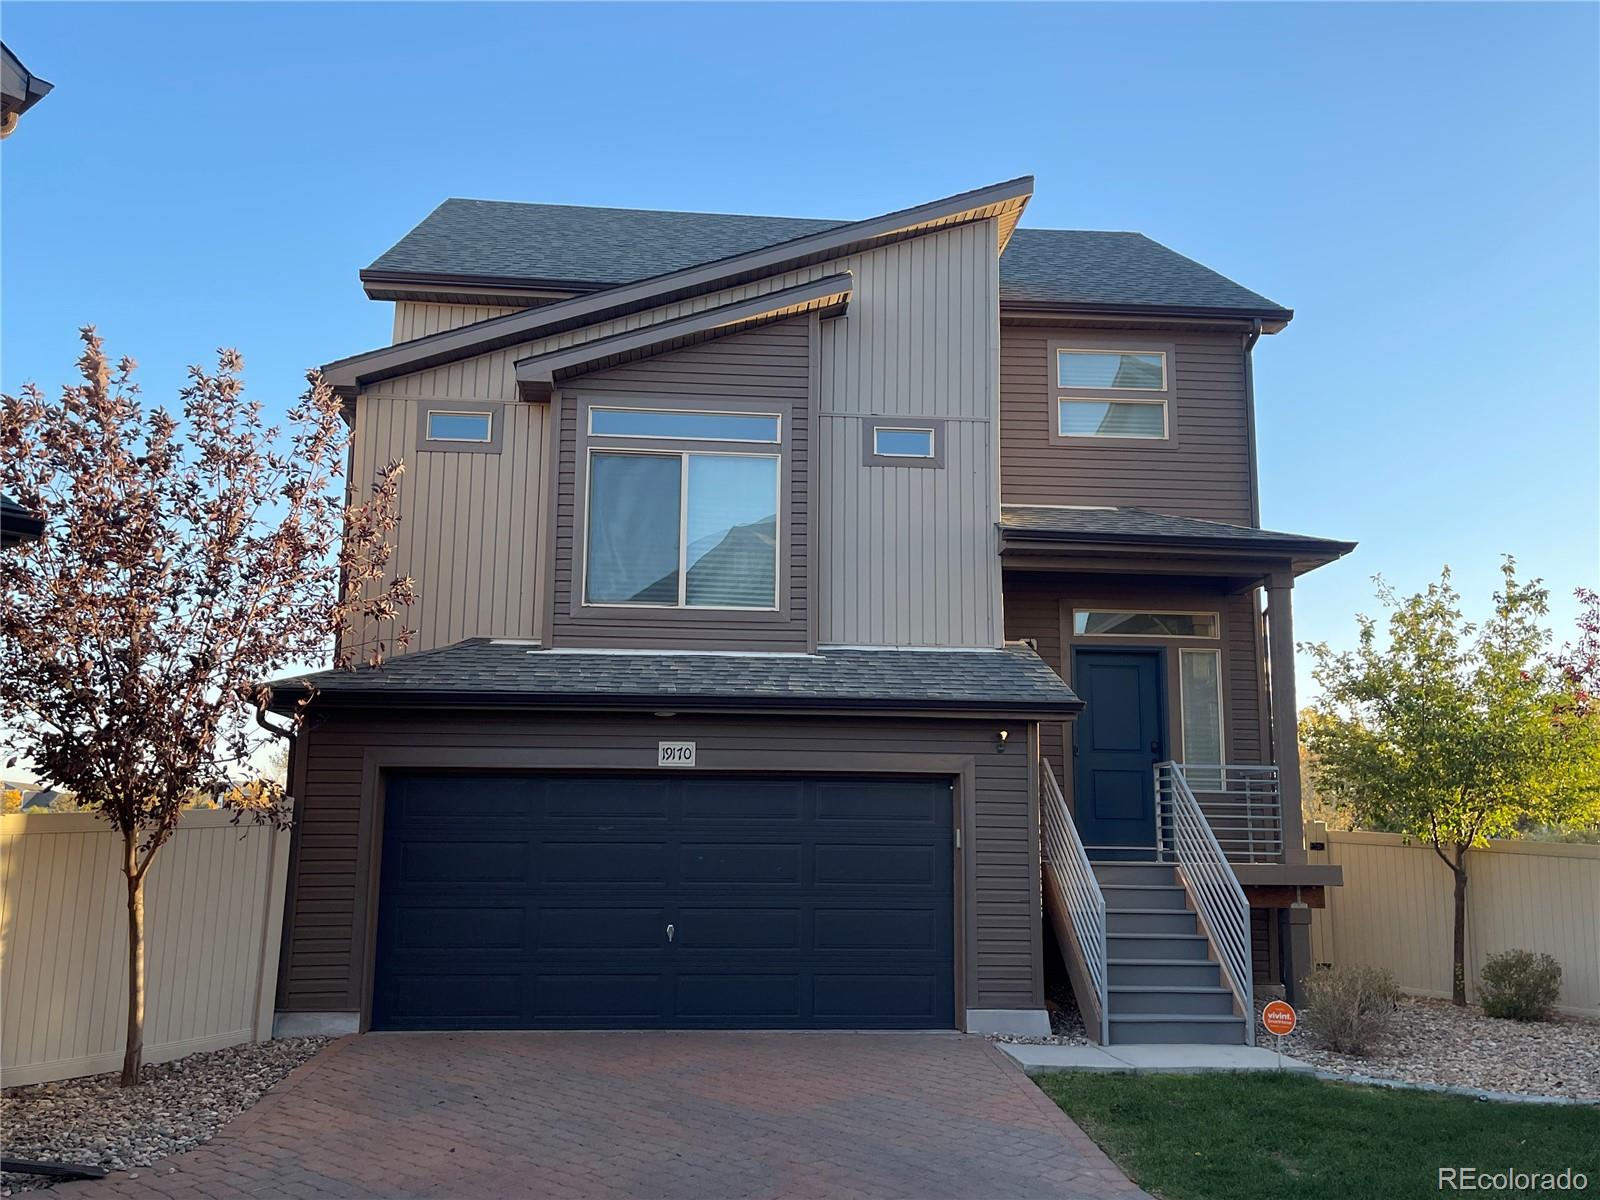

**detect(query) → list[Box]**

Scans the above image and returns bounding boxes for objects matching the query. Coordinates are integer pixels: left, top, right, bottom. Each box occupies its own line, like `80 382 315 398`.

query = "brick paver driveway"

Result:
81 1032 1147 1200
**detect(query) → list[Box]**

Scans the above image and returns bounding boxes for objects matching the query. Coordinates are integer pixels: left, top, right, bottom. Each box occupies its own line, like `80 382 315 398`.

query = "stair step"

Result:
1106 909 1199 935
1108 985 1239 1015
1108 959 1224 987
1107 932 1211 960
1092 862 1178 885
1100 884 1190 910
1108 1014 1249 1046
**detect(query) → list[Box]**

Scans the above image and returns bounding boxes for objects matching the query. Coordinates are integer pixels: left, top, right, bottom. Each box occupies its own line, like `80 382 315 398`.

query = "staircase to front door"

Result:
1097 860 1248 1045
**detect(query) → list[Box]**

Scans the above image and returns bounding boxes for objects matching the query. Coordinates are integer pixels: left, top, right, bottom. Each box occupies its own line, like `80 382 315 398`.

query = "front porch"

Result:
999 504 1355 1043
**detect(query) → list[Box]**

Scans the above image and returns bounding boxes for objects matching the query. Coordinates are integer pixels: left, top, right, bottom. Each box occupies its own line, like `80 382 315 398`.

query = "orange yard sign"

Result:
1262 1000 1297 1037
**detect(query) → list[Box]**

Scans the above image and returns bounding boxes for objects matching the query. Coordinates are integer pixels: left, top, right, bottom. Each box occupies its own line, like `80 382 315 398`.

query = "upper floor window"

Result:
425 410 493 442
1051 341 1175 444
873 426 935 458
583 408 780 610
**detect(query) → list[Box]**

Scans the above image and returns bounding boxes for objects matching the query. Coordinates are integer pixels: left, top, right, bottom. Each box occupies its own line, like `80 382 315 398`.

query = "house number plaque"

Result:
658 741 696 768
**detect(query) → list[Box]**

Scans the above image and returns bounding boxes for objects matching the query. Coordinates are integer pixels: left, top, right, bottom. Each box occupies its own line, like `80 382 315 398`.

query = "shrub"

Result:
1301 964 1400 1054
1478 950 1563 1021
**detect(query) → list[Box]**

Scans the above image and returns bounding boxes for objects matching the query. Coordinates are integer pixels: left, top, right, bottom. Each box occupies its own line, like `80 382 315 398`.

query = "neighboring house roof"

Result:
998 505 1355 570
323 177 1032 394
362 197 1290 322
1 493 45 548
269 639 1084 717
1 43 53 133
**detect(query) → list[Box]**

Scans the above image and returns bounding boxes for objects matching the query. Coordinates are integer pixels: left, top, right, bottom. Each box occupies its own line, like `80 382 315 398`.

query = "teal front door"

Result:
1071 648 1166 858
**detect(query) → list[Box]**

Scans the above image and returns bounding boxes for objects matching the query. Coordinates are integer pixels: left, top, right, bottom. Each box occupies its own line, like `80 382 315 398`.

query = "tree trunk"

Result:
120 833 145 1087
1450 846 1469 1007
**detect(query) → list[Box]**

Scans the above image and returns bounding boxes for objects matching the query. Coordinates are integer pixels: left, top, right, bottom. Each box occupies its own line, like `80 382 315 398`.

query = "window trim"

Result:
581 445 783 612
1072 609 1221 639
1046 336 1177 449
415 402 505 454
1056 347 1168 392
1178 647 1226 772
587 405 781 444
861 416 946 468
873 426 936 457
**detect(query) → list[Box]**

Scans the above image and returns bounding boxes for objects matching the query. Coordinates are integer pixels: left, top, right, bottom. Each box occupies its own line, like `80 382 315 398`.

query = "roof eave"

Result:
322 176 1034 394
999 298 1292 331
997 527 1357 573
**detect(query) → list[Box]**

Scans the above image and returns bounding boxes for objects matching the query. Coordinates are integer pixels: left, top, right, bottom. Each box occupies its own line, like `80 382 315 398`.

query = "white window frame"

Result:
871 425 937 459
1056 347 1168 392
425 409 494 443
1179 647 1226 773
587 406 781 443
1071 609 1221 639
1057 397 1169 441
581 445 782 611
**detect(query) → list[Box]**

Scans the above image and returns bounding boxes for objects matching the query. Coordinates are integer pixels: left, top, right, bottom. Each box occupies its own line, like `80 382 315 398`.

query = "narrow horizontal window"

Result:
589 408 780 443
1073 611 1219 638
425 410 493 442
1058 349 1166 391
1058 398 1166 439
872 427 935 458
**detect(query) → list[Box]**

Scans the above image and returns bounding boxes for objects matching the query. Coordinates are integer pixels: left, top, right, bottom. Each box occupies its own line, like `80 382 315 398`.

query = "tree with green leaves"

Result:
1301 560 1600 1006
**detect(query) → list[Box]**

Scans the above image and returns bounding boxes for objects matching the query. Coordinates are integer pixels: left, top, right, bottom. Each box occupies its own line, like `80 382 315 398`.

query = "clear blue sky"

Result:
4 2 1597 686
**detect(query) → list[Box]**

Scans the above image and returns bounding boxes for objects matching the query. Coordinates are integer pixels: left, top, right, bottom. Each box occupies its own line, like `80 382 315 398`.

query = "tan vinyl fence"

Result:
1308 824 1600 1017
1 808 291 1086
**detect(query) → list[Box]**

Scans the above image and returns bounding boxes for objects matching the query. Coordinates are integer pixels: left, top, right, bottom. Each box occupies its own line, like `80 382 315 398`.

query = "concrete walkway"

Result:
71 1032 1152 1199
999 1041 1313 1075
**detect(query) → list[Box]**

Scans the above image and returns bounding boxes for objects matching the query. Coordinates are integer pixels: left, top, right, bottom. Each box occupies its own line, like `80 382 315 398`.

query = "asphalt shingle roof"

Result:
365 199 1290 319
999 505 1354 554
275 641 1082 715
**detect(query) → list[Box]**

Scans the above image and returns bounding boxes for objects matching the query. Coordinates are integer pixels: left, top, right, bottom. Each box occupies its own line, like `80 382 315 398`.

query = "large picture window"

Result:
584 448 779 609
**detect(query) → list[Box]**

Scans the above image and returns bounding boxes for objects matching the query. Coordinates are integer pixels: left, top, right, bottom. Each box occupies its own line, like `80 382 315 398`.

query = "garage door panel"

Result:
680 843 802 885
537 907 666 950
373 774 955 1030
677 908 803 950
542 841 669 885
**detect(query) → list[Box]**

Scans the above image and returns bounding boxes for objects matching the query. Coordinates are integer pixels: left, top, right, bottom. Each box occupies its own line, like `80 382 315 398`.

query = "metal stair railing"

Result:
1040 758 1109 1045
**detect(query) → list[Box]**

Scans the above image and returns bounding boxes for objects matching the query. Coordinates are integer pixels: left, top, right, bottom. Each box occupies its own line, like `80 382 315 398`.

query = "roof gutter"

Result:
1244 317 1263 527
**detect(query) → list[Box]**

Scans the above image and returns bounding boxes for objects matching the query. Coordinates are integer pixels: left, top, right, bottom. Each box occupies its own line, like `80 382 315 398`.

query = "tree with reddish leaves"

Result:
0 329 412 1085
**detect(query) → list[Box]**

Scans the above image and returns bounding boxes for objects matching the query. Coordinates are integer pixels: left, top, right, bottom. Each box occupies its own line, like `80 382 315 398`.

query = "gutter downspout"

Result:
1243 317 1263 529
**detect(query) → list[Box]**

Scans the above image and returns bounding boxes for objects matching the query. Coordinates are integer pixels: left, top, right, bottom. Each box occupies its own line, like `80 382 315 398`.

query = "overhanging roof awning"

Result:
268 639 1083 718
999 505 1356 576
514 274 851 401
1 43 53 124
1 493 45 548
321 176 1033 395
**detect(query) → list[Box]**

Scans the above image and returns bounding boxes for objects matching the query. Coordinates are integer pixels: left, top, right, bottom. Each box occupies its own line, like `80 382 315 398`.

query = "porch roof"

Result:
998 506 1356 576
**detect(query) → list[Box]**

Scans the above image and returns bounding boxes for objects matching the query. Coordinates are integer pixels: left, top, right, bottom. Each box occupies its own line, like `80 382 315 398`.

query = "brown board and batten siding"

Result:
551 320 812 651
277 712 1043 1019
998 325 1254 523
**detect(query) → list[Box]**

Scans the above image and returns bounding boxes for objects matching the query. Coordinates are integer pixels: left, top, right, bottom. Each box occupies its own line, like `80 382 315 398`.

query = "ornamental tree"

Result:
1301 561 1600 1006
0 329 413 1084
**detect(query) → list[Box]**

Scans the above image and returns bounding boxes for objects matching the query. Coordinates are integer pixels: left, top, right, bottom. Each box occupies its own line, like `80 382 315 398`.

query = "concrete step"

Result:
1100 884 1189 911
1107 932 1211 960
1108 985 1239 1016
1108 958 1225 988
1108 1014 1249 1046
1092 861 1178 886
1106 909 1198 935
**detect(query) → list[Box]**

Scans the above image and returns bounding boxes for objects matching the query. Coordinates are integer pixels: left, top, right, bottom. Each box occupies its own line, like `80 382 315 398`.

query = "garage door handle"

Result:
666 924 675 943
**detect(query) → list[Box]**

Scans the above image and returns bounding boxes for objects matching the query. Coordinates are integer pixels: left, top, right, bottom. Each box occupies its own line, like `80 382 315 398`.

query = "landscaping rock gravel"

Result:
0 1037 328 1195
1259 995 1600 1101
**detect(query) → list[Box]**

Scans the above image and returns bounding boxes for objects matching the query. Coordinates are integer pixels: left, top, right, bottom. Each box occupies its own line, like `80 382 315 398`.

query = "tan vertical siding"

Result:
552 320 811 650
818 220 1001 646
391 302 521 344
0 810 291 1086
999 326 1254 522
278 713 1042 1016
1309 828 1600 1016
348 392 547 655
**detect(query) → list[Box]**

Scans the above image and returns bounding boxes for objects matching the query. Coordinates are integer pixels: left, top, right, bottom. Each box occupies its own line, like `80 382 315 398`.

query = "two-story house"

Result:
270 177 1352 1046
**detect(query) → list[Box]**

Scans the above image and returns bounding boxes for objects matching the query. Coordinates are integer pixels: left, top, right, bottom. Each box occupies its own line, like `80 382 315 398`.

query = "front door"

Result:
1071 648 1165 857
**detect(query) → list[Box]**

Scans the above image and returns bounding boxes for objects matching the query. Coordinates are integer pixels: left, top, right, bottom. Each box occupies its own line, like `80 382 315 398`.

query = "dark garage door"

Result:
372 774 956 1030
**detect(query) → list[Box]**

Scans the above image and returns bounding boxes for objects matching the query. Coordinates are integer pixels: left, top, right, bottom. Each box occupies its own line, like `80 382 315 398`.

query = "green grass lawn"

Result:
1038 1071 1600 1200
